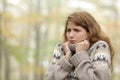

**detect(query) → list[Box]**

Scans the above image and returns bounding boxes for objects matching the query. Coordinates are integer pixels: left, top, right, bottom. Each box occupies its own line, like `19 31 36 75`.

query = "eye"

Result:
67 29 71 32
74 29 80 32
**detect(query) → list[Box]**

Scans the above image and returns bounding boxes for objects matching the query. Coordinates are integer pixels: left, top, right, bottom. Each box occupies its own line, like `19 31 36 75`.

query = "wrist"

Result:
65 53 72 61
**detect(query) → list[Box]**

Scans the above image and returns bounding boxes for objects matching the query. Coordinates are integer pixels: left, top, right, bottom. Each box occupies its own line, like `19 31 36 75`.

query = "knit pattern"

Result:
47 40 111 80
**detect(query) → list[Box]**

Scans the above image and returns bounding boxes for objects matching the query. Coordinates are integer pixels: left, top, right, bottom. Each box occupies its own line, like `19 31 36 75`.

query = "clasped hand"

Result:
63 40 90 61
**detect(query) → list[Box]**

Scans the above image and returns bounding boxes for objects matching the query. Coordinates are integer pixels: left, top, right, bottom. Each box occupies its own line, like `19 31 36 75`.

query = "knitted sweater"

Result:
46 40 111 80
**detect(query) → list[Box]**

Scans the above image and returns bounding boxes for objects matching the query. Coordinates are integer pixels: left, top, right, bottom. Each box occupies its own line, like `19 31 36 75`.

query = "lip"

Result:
69 40 76 44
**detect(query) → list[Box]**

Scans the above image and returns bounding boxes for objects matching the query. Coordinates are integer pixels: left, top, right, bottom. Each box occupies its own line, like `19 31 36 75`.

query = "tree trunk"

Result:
0 6 2 79
33 0 41 80
34 25 40 80
2 0 10 80
4 51 10 80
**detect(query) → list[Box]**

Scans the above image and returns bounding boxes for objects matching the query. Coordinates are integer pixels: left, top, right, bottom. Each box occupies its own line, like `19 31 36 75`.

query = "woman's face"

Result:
66 21 88 44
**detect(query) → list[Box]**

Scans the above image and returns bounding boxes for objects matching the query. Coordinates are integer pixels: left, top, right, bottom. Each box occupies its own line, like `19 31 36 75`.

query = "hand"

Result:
63 42 72 61
76 40 90 52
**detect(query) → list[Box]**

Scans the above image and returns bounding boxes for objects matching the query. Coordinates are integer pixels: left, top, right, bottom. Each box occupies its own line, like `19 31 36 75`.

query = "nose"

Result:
69 31 74 38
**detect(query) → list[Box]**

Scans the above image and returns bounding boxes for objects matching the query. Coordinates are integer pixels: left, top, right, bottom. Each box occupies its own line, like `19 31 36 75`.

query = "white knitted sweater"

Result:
46 40 111 80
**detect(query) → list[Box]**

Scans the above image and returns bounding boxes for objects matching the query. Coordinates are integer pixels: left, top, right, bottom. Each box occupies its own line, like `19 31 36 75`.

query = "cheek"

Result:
66 33 68 37
77 32 88 40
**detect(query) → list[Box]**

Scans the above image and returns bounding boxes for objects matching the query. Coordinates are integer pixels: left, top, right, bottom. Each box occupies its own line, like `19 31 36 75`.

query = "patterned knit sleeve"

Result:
69 40 111 80
46 42 73 80
51 42 64 64
89 40 111 68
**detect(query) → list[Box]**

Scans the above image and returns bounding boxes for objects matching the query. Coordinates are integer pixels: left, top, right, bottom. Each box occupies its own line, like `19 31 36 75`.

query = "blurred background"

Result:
0 0 120 80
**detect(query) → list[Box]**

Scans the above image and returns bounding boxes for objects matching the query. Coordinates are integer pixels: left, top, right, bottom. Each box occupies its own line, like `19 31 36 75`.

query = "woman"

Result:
46 11 114 80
